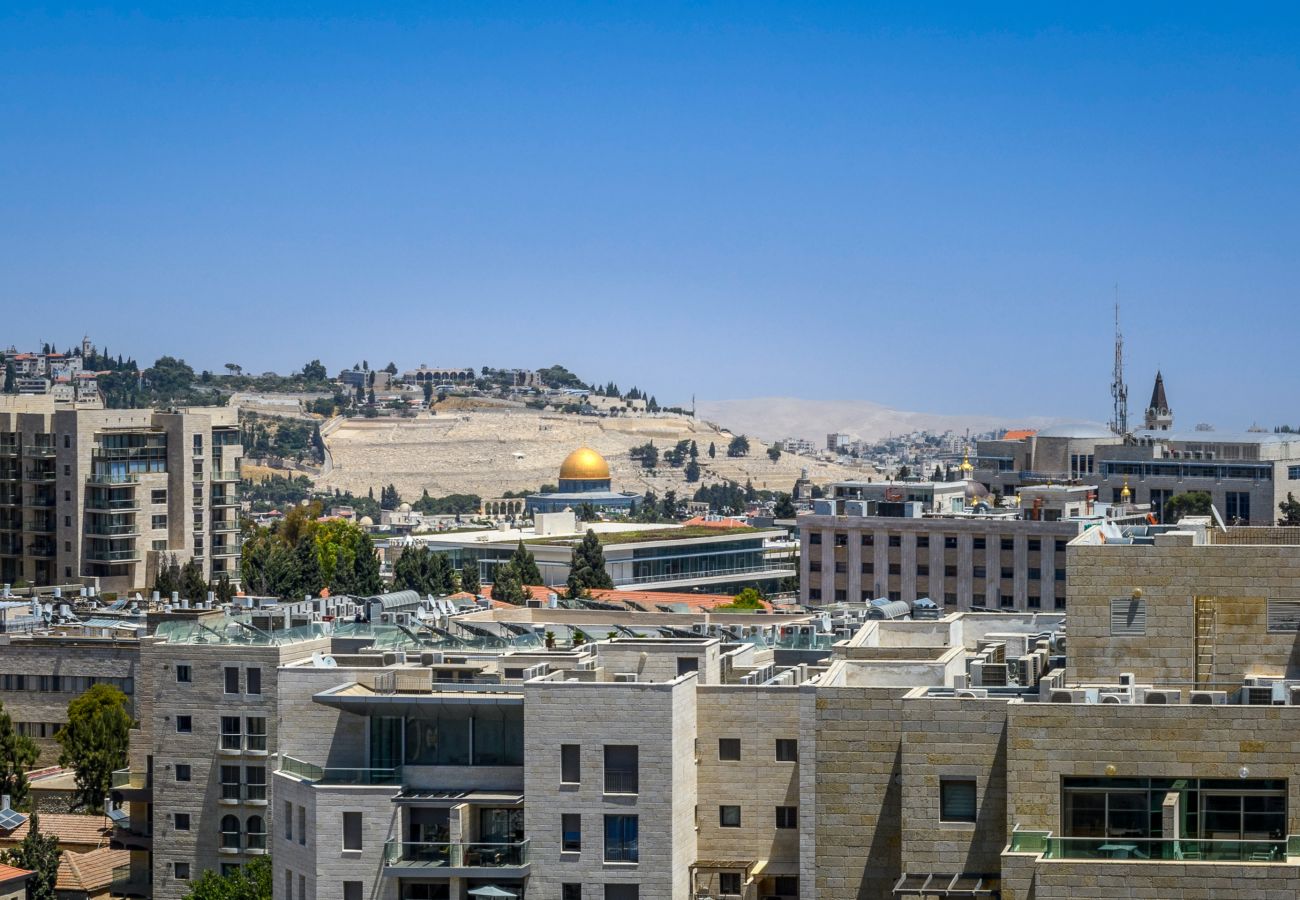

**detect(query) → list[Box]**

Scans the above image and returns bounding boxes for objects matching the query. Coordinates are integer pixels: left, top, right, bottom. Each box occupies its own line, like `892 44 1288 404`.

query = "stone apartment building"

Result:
799 480 1146 613
0 396 242 592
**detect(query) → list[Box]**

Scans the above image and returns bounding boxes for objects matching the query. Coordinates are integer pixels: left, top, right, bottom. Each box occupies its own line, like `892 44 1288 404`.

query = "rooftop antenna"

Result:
1109 293 1128 436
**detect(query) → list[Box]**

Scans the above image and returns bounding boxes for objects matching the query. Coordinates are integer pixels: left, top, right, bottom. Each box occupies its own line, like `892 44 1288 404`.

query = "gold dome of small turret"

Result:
959 449 974 474
559 447 611 481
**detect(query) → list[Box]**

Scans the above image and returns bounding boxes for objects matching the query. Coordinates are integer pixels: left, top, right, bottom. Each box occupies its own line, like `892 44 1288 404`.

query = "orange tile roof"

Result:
56 847 131 893
681 516 749 529
1000 429 1037 441
0 813 112 850
0 864 32 885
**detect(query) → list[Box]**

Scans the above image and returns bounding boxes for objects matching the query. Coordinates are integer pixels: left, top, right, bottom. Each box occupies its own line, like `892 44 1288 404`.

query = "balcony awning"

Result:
467 888 516 899
393 789 523 806
313 683 523 716
893 873 1000 897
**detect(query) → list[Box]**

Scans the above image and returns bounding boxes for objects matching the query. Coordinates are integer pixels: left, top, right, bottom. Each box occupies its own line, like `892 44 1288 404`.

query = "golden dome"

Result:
559 447 611 481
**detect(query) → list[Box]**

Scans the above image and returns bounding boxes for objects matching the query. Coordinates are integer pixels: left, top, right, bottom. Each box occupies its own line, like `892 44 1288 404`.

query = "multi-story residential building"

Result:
974 373 1300 525
0 396 242 591
799 480 1147 612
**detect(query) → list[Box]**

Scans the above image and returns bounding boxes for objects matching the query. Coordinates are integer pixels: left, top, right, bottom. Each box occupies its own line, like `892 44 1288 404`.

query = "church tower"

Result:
1144 371 1173 431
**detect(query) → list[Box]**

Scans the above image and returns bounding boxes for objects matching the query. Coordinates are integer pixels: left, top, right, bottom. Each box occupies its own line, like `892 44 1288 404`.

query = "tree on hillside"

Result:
301 359 327 381
381 484 401 510
1163 491 1213 523
708 442 716 459
56 684 133 813
566 529 614 598
182 854 271 900
684 459 701 483
0 699 38 810
2 812 60 900
727 435 749 457
767 445 781 462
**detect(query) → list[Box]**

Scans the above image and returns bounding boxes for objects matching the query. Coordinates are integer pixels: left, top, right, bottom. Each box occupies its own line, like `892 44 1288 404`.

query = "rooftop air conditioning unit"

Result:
1189 690 1228 705
955 689 988 699
1099 692 1127 704
1289 685 1300 706
971 662 1007 687
1050 689 1089 703
1244 684 1284 705
613 673 639 683
1141 689 1181 704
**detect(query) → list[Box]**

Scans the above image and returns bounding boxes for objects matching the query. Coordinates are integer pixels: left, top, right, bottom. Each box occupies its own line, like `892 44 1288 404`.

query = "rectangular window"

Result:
1055 597 1067 610
343 884 362 900
1028 567 1041 580
834 532 847 547
299 875 305 900
944 535 958 549
563 886 582 900
175 813 190 831
176 715 192 734
676 656 699 676
223 666 239 695
1000 538 1013 551
719 805 741 827
175 764 191 782
888 563 900 575
887 535 901 548
775 806 798 829
1000 566 1013 579
604 746 638 794
973 566 986 579
1055 569 1066 582
720 873 742 895
246 717 267 751
1110 597 1147 635
718 738 740 761
342 812 363 851
244 765 266 801
152 489 167 504
561 744 581 783
940 779 978 823
298 806 306 846
604 886 638 900
603 814 638 862
246 667 262 695
151 514 167 530
1028 595 1041 609
809 532 821 545
175 862 190 880
861 562 873 574
973 538 986 550
175 664 191 684
562 813 581 852
1028 539 1041 551
284 871 292 900
862 534 874 546
916 564 929 576
220 765 240 801
808 561 821 573
1267 599 1300 633
1226 491 1251 523
776 739 798 762
916 536 929 548
221 715 242 750
944 565 957 577
808 589 821 601
284 802 293 840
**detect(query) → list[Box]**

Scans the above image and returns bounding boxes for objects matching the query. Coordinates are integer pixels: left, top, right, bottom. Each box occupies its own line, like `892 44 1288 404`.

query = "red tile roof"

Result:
1000 429 1037 441
0 813 112 850
681 516 749 529
56 847 131 893
0 864 32 885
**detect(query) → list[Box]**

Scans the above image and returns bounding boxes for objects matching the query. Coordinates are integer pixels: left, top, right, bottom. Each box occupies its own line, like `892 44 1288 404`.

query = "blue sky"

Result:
2 3 1298 427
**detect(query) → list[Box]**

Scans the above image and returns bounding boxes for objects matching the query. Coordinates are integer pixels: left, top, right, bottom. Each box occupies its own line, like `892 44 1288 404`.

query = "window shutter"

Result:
1110 598 1146 635
1267 599 1300 633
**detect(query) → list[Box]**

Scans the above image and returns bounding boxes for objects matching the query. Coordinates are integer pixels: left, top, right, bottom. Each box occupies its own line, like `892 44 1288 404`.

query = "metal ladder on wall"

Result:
1194 596 1215 686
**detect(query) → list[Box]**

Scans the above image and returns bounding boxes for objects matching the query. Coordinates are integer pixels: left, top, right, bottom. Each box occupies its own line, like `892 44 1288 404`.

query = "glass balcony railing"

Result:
1009 829 1292 863
86 497 140 511
212 470 241 482
24 445 57 458
86 523 138 537
111 768 149 790
383 839 529 869
88 473 139 485
24 469 56 482
278 755 402 785
85 548 141 563
22 519 55 533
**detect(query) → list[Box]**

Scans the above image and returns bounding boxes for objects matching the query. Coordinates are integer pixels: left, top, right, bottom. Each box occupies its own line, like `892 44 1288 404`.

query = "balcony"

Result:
212 470 241 483
24 494 55 509
88 473 139 485
22 519 55 534
211 517 240 533
24 445 56 458
85 547 141 564
210 493 239 508
278 755 402 786
0 444 18 457
382 839 530 874
23 468 56 482
109 864 150 898
28 540 55 559
110 768 151 801
1008 829 1294 863
220 733 268 755
85 497 140 512
85 523 139 537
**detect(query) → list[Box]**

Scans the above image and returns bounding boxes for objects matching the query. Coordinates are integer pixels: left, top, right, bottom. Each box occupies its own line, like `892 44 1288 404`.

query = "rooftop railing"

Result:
1008 829 1293 863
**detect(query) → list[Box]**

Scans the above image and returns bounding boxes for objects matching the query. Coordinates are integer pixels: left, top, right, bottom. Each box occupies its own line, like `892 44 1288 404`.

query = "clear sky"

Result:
2 3 1298 427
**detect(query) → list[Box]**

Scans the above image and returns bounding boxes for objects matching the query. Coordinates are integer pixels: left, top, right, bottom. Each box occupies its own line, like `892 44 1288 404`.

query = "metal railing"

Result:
111 768 148 790
88 473 139 485
1008 829 1293 863
278 755 401 785
212 470 242 482
629 561 794 586
85 548 141 563
603 771 639 794
383 839 529 868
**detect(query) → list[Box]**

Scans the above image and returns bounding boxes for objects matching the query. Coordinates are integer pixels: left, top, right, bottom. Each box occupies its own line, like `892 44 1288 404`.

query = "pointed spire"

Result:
1149 371 1169 414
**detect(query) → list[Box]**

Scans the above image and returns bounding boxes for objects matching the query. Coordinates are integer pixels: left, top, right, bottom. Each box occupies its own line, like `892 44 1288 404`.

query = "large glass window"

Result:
604 814 638 862
1062 777 1286 841
398 706 524 767
604 746 639 794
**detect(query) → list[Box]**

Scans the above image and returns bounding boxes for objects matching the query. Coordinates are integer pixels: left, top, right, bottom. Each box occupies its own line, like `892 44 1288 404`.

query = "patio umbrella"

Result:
467 888 517 899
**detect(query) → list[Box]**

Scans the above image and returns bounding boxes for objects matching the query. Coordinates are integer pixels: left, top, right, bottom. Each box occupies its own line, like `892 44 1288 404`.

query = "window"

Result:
972 594 986 608
719 873 742 895
221 715 242 750
1055 568 1066 582
1000 567 1013 579
1000 538 1014 551
562 813 582 851
247 814 266 851
1055 596 1067 610
719 805 741 827
297 806 306 845
175 813 190 831
888 535 901 548
944 535 958 549
808 561 821 573
299 875 305 900
605 886 638 900
284 871 292 900
808 589 821 601
174 862 190 880
888 563 900 575
834 561 846 574
940 779 977 823
246 668 262 695
342 812 363 851
1226 491 1251 523
245 765 266 801
63 434 69 448
1028 595 1041 609
834 532 847 547
1056 540 1069 552
862 534 874 546
809 532 821 545
1291 465 1300 481
973 566 986 579
1028 567 1041 580
718 738 740 761
1110 597 1147 635
175 764 191 782
1000 594 1014 609
151 514 167 530
1028 539 1041 551
176 715 192 734
973 538 986 550
603 814 638 862
246 717 267 751
775 738 798 762
152 489 167 504
916 564 929 576
344 883 362 900
561 744 581 783
175 664 191 684
676 656 699 676
916 536 929 548
861 562 873 574
224 667 239 695
944 565 957 577
220 814 240 850
283 802 293 840
220 765 240 801
604 746 638 794
563 886 582 900
776 806 798 829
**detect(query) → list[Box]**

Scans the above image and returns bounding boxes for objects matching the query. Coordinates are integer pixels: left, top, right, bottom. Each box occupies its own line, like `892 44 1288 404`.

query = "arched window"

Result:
220 814 241 850
246 815 266 851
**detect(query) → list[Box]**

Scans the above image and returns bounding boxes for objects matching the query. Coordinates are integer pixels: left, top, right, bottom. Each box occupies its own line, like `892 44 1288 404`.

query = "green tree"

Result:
683 459 701 483
380 484 401 510
179 559 208 601
0 700 38 810
2 812 60 900
2 361 15 394
566 529 614 598
292 534 324 598
727 435 750 457
182 854 272 900
1164 491 1214 523
490 562 527 605
153 553 182 598
55 684 133 812
460 561 481 595
897 465 911 480
212 573 236 605
1280 493 1300 526
717 587 765 610
422 383 434 405
773 493 796 518
301 359 328 381
708 441 716 459
767 445 781 462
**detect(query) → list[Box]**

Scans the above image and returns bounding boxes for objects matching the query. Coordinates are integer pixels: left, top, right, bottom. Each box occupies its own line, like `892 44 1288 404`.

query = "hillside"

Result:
696 397 1064 444
315 408 874 501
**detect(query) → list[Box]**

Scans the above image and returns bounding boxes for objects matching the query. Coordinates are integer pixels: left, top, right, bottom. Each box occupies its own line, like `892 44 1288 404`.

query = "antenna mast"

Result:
1109 296 1128 436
